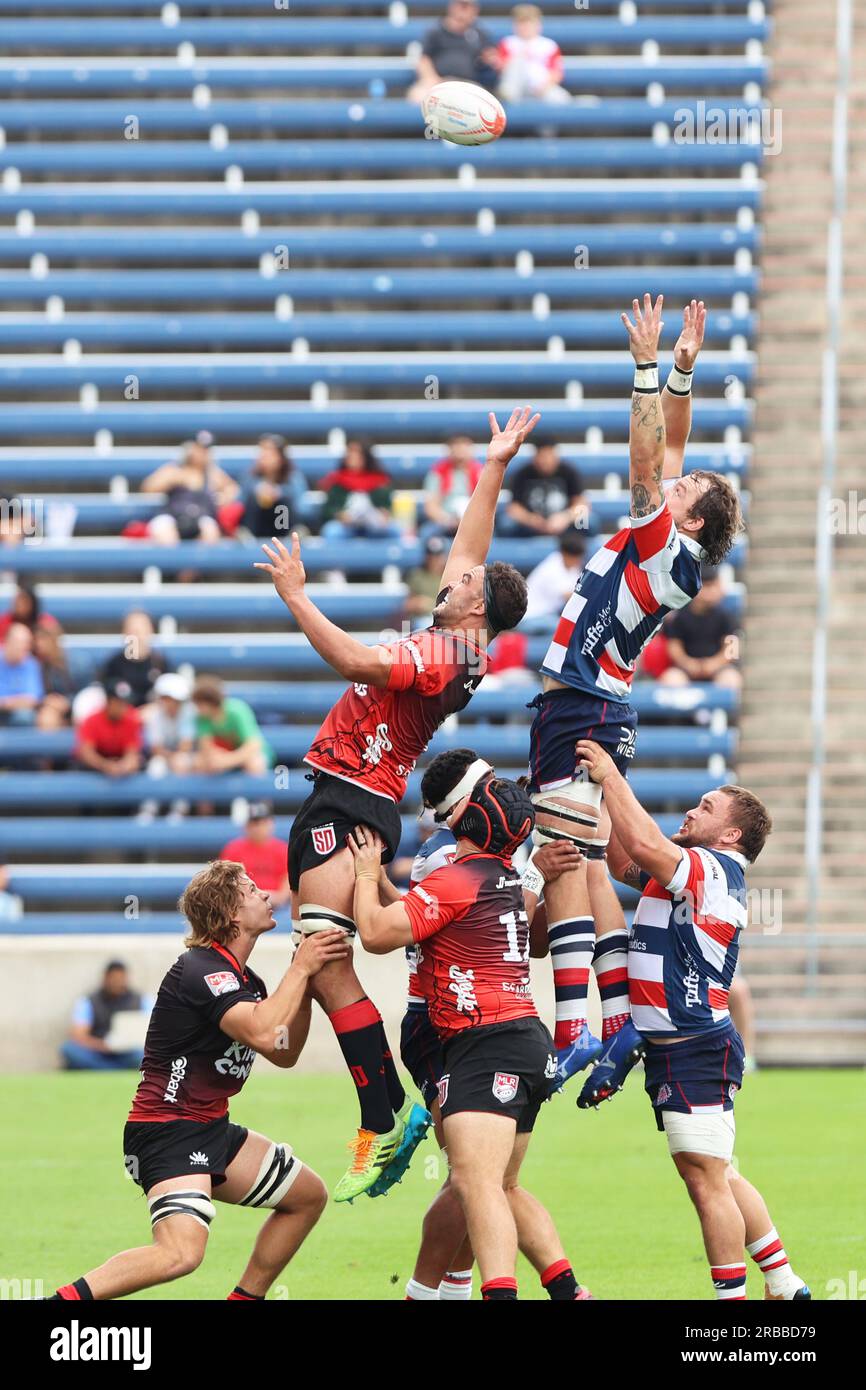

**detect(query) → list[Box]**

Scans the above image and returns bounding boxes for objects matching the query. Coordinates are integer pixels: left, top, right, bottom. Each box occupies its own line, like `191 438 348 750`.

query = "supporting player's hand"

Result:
621 293 664 364
292 929 352 978
487 405 542 467
533 839 584 883
347 825 385 878
575 739 616 785
254 532 306 603
672 299 706 371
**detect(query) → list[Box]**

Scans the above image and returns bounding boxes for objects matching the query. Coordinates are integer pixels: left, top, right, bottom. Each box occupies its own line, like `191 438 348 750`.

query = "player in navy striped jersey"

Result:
575 739 810 1302
525 297 744 1099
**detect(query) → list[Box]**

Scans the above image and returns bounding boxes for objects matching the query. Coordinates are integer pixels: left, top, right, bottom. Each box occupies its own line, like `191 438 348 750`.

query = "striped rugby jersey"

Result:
541 496 704 701
629 845 749 1039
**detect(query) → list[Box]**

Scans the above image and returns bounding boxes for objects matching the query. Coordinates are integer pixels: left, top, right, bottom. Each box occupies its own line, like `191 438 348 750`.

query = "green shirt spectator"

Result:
192 677 272 776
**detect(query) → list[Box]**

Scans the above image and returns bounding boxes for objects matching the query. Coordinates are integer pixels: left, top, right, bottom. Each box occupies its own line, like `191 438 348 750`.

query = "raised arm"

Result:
575 739 681 888
662 299 706 480
622 294 666 518
255 533 394 688
440 406 540 590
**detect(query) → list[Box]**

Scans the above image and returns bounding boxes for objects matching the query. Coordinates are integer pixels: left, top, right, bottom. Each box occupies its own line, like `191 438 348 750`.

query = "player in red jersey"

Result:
348 772 592 1301
255 407 539 1202
48 860 348 1302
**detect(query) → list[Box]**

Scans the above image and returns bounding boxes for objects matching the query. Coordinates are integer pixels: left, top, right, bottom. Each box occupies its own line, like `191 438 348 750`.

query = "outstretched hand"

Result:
621 293 665 364
673 299 706 371
487 405 542 467
254 532 306 604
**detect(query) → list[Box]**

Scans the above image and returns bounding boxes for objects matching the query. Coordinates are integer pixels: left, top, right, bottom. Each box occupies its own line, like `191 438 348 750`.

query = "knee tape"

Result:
148 1189 216 1232
530 779 606 857
663 1109 736 1161
239 1142 301 1209
299 903 356 938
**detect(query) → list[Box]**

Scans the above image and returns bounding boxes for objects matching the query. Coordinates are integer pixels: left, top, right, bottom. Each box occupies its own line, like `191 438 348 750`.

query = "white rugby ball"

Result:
422 80 507 147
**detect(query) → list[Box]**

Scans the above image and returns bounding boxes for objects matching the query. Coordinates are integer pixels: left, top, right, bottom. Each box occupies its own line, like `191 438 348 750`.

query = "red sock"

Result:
227 1285 264 1300
329 997 395 1133
481 1277 518 1301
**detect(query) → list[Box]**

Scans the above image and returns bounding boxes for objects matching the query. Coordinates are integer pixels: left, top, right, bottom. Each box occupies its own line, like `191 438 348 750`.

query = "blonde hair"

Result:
181 860 247 947
512 4 542 20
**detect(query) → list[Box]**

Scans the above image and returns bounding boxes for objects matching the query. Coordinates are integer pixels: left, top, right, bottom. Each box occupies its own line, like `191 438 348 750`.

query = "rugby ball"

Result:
422 81 507 147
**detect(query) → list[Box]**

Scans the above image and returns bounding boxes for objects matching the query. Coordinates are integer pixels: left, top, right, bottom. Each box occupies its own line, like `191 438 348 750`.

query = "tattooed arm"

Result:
621 294 666 518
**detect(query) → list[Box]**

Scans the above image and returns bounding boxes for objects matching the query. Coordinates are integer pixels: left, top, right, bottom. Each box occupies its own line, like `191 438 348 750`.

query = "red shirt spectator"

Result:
220 803 291 906
76 704 142 760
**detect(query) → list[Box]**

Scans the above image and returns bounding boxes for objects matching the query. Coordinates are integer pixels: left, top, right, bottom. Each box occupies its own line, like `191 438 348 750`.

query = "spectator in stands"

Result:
0 864 22 922
505 437 590 538
219 801 291 909
146 672 196 774
0 622 44 725
319 440 400 539
34 626 75 732
101 610 170 708
659 564 742 690
497 4 570 104
0 494 24 549
0 582 62 641
60 961 152 1072
524 528 586 625
422 433 483 537
142 431 238 545
192 675 271 776
75 678 143 777
237 434 306 539
404 534 448 619
409 0 500 104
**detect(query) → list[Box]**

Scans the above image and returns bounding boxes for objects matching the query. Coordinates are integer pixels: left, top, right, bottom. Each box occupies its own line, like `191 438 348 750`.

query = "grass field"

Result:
2 1068 862 1301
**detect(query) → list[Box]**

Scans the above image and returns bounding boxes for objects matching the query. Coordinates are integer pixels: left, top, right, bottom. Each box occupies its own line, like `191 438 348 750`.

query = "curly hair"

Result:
687 472 743 567
420 747 480 813
181 860 247 947
485 560 528 635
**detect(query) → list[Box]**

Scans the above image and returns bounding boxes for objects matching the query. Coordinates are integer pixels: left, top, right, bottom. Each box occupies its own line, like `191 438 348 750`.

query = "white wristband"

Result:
633 362 659 393
666 363 694 396
521 848 546 899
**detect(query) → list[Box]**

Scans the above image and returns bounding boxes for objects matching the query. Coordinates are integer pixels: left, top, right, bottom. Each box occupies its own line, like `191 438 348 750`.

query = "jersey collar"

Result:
209 941 248 982
679 533 708 560
716 848 749 869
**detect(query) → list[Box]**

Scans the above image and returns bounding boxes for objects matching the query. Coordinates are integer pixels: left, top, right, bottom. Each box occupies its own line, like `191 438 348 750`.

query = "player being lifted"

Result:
348 772 592 1301
525 296 743 1104
48 862 349 1302
256 408 537 1202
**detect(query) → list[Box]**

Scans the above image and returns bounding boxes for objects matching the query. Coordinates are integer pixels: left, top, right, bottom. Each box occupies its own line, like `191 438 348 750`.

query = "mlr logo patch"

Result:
204 972 240 998
492 1071 519 1104
311 823 336 855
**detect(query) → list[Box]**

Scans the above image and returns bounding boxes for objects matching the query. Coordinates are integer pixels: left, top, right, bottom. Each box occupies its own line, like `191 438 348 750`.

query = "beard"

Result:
671 827 701 847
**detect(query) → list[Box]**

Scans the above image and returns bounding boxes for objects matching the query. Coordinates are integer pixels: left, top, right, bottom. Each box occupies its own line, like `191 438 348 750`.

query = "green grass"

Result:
1 1068 862 1300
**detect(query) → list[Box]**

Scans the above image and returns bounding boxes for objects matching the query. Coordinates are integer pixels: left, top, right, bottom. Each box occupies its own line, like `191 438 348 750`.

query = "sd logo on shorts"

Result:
311 824 336 855
492 1071 519 1104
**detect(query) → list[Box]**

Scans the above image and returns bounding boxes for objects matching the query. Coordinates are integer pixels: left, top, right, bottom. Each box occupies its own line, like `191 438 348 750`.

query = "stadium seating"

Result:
0 0 760 938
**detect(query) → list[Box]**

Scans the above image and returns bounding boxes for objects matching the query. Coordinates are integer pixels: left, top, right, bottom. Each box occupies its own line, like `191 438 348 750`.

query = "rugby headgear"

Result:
453 775 535 858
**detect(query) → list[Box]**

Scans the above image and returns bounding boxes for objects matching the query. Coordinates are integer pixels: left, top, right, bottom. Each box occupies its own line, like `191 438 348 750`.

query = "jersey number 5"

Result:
500 909 530 963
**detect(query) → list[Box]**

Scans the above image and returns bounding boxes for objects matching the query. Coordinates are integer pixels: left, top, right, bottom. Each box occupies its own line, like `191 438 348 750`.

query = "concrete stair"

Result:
735 0 866 1065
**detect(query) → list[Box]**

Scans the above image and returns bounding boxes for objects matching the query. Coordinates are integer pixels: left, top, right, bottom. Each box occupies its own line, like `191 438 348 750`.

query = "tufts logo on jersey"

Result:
437 1074 450 1107
311 823 336 855
204 971 240 998
656 1082 673 1105
189 1151 209 1166
492 1071 519 1104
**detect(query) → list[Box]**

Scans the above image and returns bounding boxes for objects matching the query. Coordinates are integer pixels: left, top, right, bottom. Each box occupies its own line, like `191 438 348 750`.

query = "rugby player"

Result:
378 748 580 1300
49 861 348 1302
525 297 743 1103
574 739 810 1301
255 407 537 1202
347 772 592 1302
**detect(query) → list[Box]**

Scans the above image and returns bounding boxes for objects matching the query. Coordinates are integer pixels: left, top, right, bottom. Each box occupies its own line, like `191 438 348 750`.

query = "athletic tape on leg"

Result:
531 780 604 855
148 1189 215 1231
239 1142 301 1209
299 903 356 938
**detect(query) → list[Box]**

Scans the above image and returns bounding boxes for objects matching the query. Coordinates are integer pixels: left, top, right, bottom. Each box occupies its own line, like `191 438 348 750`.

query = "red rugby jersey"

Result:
402 853 538 1039
304 624 486 802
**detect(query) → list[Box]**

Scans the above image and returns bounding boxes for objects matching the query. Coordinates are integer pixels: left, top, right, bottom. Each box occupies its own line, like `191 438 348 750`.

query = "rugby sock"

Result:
592 928 631 1040
711 1263 747 1300
541 1259 578 1301
405 1278 439 1301
227 1286 264 1300
378 1022 407 1116
329 997 395 1134
481 1277 518 1301
440 1269 473 1301
53 1277 94 1301
548 916 594 1048
747 1228 801 1296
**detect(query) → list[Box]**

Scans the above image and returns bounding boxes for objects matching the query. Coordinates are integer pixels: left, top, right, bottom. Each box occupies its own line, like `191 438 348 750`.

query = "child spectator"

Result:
422 434 483 537
75 678 143 776
498 5 570 104
192 675 271 776
319 440 400 539
146 673 196 774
